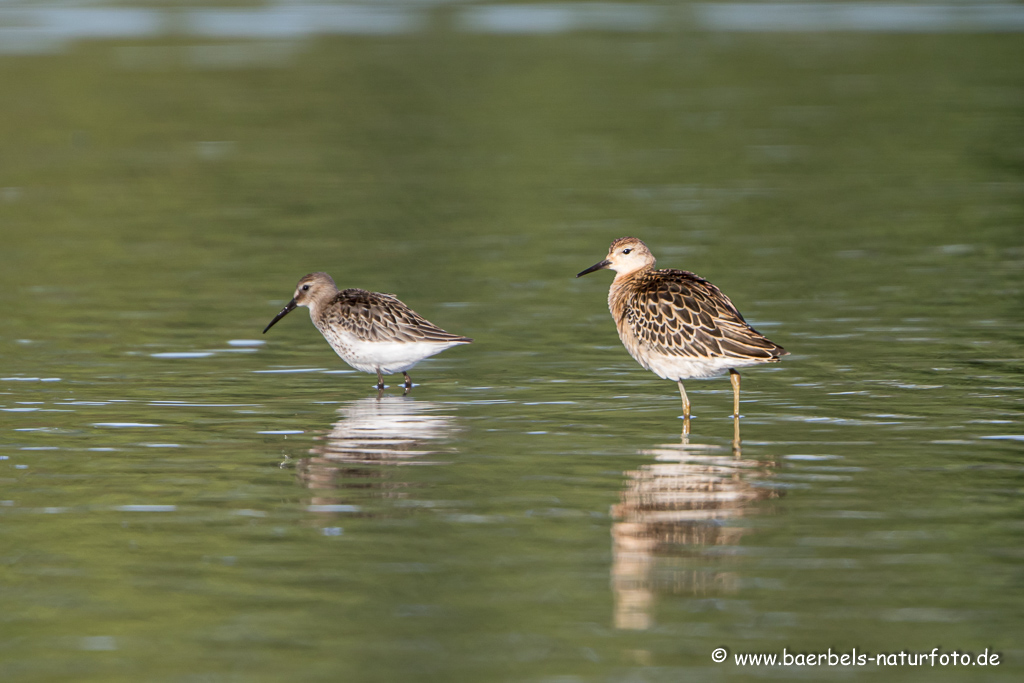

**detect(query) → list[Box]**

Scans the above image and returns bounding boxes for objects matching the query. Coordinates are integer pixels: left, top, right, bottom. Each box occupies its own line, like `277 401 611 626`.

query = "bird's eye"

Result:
622 248 632 255
302 284 310 291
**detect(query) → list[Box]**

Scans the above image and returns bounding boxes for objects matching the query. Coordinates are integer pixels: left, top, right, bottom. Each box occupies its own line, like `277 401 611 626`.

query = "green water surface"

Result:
0 16 1022 683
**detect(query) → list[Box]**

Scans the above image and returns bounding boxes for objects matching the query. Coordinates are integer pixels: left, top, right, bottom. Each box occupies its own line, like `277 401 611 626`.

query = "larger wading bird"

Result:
577 237 787 423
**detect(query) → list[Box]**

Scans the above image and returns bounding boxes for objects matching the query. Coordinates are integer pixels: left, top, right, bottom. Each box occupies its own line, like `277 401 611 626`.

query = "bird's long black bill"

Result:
576 259 611 278
263 299 297 334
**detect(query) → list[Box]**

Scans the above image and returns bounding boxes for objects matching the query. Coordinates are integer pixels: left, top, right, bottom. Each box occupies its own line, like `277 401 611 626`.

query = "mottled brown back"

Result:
322 289 473 344
619 269 787 361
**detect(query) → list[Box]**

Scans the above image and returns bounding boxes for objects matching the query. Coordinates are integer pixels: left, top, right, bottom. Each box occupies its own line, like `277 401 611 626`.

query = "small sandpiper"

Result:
263 272 472 392
577 237 787 423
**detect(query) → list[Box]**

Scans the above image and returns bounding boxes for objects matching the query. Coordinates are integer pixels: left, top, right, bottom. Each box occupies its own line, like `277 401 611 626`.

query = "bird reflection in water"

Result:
611 429 782 630
295 396 457 521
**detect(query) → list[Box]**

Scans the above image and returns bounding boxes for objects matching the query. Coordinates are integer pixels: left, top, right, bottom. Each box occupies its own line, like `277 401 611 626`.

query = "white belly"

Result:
319 328 465 375
627 338 770 381
641 353 740 381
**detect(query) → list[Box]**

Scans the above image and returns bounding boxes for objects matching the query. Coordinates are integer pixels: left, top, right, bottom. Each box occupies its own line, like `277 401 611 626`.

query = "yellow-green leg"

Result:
677 381 691 434
677 380 691 418
729 369 741 453
729 369 741 418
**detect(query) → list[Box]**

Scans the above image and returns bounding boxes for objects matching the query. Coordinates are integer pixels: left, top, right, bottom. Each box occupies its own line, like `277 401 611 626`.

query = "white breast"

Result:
318 326 466 375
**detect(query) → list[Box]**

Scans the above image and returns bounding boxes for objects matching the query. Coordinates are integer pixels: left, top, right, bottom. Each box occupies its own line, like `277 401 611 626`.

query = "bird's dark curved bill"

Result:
263 299 297 334
576 259 611 278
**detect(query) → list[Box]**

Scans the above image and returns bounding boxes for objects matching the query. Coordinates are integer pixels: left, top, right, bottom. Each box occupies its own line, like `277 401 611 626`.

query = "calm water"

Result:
1 8 1022 682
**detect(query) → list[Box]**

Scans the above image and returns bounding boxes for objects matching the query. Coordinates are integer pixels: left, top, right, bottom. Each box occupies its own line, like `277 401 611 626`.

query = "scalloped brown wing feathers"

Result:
622 270 785 361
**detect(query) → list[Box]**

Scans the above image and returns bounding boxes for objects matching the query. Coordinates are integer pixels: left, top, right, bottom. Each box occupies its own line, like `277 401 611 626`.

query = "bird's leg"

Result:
375 369 385 391
729 369 741 418
403 372 412 395
680 420 691 442
729 369 742 454
677 380 691 432
677 380 691 417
